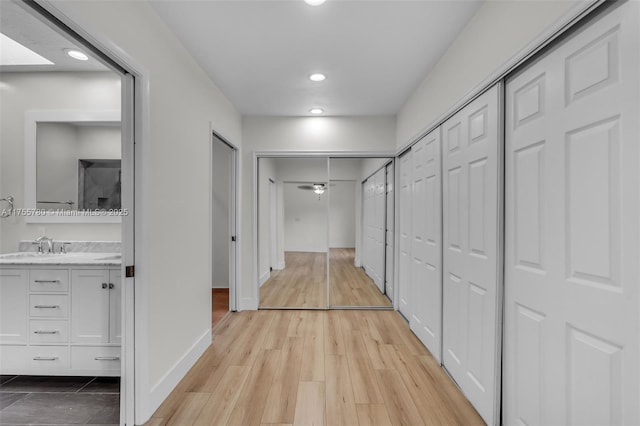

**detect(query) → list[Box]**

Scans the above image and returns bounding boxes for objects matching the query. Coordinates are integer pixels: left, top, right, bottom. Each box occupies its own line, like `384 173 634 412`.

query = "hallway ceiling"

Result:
149 0 483 116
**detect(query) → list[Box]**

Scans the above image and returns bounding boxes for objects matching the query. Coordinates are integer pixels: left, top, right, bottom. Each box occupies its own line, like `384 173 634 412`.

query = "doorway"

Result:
211 133 238 325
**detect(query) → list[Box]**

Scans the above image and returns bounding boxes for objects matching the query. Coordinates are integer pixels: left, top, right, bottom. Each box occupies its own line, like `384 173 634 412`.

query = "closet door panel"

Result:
398 151 412 318
442 84 500 425
504 2 640 424
409 127 442 361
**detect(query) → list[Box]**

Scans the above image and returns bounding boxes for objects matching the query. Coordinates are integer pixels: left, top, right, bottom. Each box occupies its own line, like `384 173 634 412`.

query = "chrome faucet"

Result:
34 236 54 254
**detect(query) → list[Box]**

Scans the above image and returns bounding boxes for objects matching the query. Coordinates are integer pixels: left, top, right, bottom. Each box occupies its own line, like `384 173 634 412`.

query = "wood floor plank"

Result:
261 337 304 424
227 349 280 426
324 311 345 355
263 310 294 350
355 404 392 426
165 392 210 426
293 381 325 426
344 330 384 404
375 369 425 426
325 354 358 426
192 366 249 426
300 311 325 382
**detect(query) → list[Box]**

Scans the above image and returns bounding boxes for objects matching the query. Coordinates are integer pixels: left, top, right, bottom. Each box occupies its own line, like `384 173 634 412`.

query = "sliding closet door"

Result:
398 150 412 318
442 84 501 425
385 163 394 302
504 2 640 424
409 128 442 361
373 168 386 292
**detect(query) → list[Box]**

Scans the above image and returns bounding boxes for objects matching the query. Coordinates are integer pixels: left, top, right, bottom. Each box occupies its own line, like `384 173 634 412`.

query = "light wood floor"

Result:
260 249 391 308
148 310 483 426
330 248 391 307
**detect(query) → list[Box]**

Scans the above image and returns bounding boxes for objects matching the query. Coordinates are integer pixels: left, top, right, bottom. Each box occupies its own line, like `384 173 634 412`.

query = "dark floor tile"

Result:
0 376 92 393
0 375 17 385
79 377 120 394
0 392 118 424
85 401 120 424
0 392 27 410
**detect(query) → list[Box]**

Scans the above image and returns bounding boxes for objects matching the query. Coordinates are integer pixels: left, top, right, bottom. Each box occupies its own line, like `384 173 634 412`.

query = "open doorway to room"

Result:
0 1 137 424
210 133 238 326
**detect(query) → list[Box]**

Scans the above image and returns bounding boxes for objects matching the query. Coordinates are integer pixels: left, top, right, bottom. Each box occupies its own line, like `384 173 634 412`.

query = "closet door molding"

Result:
442 83 502 425
398 150 413 319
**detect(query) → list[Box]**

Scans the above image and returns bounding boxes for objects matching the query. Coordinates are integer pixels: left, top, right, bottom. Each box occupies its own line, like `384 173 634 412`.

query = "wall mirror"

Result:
256 154 395 309
328 157 394 308
25 110 121 223
258 156 328 308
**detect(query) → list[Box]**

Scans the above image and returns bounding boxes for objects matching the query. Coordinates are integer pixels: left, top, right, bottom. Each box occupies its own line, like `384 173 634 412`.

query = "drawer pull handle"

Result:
34 330 59 334
109 283 114 289
102 283 108 289
34 305 60 309
34 280 60 283
94 356 120 361
33 356 58 361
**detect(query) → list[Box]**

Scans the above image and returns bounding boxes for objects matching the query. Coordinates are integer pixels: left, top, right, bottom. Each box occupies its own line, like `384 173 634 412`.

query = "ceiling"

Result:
150 0 483 116
0 0 108 73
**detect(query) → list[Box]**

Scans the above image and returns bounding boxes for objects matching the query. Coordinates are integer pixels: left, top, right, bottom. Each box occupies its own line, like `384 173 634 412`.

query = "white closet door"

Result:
442 84 500 425
410 128 443 361
373 168 386 292
504 2 640 425
385 163 394 301
398 150 412 318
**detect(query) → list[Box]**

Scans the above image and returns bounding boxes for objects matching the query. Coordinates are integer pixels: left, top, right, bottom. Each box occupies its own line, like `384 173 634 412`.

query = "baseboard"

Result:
238 297 259 311
275 261 285 270
147 328 211 417
259 270 270 287
354 257 361 267
329 243 356 249
211 284 230 289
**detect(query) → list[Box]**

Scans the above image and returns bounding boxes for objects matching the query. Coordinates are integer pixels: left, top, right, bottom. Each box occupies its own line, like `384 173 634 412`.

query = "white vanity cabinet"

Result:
0 265 121 376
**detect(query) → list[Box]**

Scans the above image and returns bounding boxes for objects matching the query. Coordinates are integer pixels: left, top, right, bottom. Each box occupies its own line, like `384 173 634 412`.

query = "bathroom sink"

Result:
96 254 121 260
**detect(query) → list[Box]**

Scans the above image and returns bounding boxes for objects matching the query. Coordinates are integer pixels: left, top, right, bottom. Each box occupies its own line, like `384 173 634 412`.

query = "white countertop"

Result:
0 252 121 266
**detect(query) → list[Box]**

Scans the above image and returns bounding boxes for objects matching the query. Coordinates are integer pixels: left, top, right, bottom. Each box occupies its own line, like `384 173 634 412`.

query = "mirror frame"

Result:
24 110 121 223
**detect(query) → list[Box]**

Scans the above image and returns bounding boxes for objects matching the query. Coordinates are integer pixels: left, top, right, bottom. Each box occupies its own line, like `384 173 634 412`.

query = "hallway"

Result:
148 310 482 425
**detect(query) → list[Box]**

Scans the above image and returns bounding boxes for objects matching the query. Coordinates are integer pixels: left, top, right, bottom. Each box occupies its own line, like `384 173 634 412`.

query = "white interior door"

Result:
385 163 394 301
373 168 386 292
409 128 443 362
442 84 501 425
398 150 412 319
504 2 640 424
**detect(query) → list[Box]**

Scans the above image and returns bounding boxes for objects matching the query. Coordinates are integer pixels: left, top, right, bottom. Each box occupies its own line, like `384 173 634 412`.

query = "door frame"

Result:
29 1 151 423
210 131 239 312
269 178 278 271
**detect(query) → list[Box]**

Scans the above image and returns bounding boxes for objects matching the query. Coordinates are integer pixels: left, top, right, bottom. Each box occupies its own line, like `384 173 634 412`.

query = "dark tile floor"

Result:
0 375 119 425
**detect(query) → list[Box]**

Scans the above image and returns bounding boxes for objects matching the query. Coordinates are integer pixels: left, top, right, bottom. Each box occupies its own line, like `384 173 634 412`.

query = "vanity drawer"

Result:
30 270 69 292
29 294 69 318
29 319 69 344
27 345 69 370
71 346 121 374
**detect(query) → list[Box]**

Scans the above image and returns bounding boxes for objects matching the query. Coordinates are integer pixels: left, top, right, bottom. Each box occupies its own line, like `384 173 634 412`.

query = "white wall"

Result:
211 139 231 288
37 123 121 210
49 1 242 422
328 180 356 248
0 72 121 254
243 116 395 308
283 182 328 252
396 0 583 148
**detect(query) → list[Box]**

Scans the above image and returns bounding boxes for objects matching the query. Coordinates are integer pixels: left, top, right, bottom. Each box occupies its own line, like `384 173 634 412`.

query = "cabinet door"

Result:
0 269 28 344
109 270 122 344
71 269 110 344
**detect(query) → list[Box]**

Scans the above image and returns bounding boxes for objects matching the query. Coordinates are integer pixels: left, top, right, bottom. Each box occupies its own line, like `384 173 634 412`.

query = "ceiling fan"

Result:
297 183 327 194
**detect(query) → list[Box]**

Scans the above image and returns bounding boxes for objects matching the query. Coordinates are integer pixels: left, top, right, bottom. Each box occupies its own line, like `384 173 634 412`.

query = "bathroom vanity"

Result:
0 249 121 376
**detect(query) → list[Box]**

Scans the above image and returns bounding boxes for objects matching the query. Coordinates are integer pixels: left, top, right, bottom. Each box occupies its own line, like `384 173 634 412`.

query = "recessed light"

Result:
304 0 326 5
66 49 88 61
309 73 326 82
310 108 324 115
